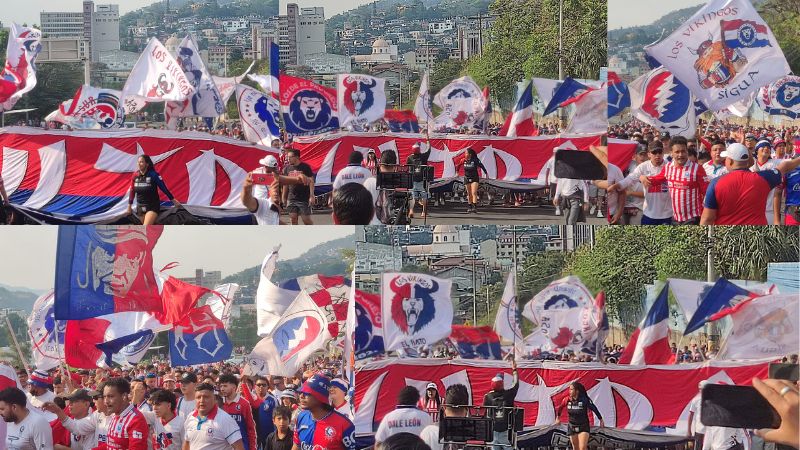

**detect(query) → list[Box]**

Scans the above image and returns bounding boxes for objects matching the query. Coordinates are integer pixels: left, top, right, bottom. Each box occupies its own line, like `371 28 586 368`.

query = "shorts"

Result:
411 181 428 200
641 215 672 225
464 176 479 185
286 201 311 216
567 423 590 435
136 203 160 215
673 217 700 225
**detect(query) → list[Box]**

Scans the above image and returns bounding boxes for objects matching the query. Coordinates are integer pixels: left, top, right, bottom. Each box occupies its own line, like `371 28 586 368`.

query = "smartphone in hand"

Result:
252 173 274 185
701 384 781 429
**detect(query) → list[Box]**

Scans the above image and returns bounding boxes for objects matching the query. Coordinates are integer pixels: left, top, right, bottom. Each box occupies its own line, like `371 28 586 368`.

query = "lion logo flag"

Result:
337 74 386 131
381 273 453 352
645 0 790 111
122 37 196 102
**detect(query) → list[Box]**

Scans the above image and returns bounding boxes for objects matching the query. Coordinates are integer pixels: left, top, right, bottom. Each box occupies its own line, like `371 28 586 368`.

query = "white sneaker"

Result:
596 208 604 218
589 204 597 215
555 206 562 216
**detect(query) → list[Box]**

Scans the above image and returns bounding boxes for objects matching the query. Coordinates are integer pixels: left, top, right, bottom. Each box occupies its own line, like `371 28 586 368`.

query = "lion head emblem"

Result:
289 90 334 131
343 77 377 116
389 276 439 335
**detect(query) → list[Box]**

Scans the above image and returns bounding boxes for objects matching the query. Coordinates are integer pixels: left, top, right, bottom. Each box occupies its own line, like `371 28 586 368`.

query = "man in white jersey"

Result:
177 372 197 417
703 140 728 180
608 142 672 225
25 371 54 409
132 378 152 412
45 388 110 450
332 151 373 190
183 383 245 450
141 389 184 450
0 387 53 450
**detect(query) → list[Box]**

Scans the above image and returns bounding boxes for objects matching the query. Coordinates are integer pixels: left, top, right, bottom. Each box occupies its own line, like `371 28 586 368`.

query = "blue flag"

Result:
54 226 164 320
608 82 630 118
169 305 232 366
684 278 753 335
449 325 501 360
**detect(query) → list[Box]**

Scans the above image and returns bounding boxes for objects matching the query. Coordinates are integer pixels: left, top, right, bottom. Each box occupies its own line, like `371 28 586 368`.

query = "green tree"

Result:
760 0 800 73
15 62 84 121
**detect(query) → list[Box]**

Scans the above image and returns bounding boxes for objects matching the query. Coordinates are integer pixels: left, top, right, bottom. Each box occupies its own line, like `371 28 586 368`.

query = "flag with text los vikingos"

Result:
164 35 225 129
628 66 698 138
245 291 332 377
206 283 240 328
494 270 524 358
54 226 164 320
522 276 599 353
714 294 799 360
168 305 232 366
0 23 41 112
337 74 386 131
236 84 281 146
122 37 196 102
27 291 64 371
380 273 453 352
645 0 790 111
449 325 502 360
280 74 339 135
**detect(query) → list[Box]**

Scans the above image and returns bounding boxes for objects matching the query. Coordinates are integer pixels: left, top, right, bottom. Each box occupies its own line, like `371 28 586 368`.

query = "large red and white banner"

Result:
0 127 273 222
292 132 603 185
354 358 769 434
608 138 638 170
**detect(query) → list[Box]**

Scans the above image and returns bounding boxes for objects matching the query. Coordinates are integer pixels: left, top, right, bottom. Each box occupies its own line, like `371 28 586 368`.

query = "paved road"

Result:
286 203 608 225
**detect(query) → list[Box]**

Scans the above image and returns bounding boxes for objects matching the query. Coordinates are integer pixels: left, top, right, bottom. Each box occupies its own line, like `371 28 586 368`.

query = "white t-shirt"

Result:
360 176 382 225
142 410 185 450
752 159 781 216
254 197 280 225
374 406 433 444
702 426 750 450
334 400 351 419
176 397 196 418
6 411 53 450
618 160 672 219
333 165 373 190
26 390 54 409
420 424 442 450
687 395 705 434
606 163 625 216
64 410 109 450
703 162 728 180
183 407 242 450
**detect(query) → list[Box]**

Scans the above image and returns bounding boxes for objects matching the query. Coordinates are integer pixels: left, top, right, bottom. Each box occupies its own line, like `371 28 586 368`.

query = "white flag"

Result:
645 0 790 111
565 85 608 135
531 78 562 107
522 276 598 352
716 294 799 360
50 85 147 129
26 291 63 371
255 248 297 336
248 74 279 96
164 35 226 128
381 273 453 352
236 84 281 146
343 272 356 394
244 291 332 377
0 23 42 112
337 74 386 130
628 67 698 137
414 71 434 131
764 76 800 119
207 283 240 328
122 37 196 102
432 76 485 130
494 270 524 359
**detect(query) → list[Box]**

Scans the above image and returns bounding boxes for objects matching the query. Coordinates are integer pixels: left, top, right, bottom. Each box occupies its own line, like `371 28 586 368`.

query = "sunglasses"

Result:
255 384 267 387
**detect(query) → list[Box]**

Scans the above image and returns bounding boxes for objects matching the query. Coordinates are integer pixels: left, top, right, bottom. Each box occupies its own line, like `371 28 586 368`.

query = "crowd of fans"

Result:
607 120 800 225
0 354 354 450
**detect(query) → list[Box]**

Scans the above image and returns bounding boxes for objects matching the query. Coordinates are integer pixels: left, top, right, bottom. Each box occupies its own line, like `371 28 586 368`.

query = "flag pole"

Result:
5 315 30 377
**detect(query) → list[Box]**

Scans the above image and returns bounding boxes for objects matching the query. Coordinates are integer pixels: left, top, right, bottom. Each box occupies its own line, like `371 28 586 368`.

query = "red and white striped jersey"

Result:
649 161 708 222
106 404 150 450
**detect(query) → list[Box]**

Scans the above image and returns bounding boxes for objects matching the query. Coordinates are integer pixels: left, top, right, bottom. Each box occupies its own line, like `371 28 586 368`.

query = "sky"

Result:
0 226 354 292
7 0 375 27
608 0 706 30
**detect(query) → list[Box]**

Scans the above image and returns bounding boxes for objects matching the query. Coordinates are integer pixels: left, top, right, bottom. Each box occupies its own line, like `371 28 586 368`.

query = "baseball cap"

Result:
181 373 198 384
259 155 278 168
426 382 437 390
636 145 647 154
29 370 52 389
145 373 157 379
66 389 92 402
720 143 750 162
491 373 503 382
163 374 176 382
745 133 757 140
298 374 331 405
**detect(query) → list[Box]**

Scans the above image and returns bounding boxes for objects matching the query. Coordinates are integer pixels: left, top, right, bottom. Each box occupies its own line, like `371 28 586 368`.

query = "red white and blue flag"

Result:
543 77 595 116
337 74 386 131
383 110 419 133
26 291 64 371
0 23 41 112
684 278 756 335
245 291 332 377
619 283 671 365
629 66 697 137
721 19 771 49
354 290 384 360
279 75 339 135
499 80 537 137
168 304 232 366
381 273 453 352
582 291 609 358
54 226 164 320
449 325 502 360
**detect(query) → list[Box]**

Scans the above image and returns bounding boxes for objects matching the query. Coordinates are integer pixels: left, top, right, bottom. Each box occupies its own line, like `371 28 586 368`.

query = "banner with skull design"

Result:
380 273 453 352
645 0 790 111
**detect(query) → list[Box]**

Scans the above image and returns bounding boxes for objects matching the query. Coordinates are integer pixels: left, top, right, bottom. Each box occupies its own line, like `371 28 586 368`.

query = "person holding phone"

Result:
127 155 181 225
461 148 487 213
242 155 307 225
555 382 604 450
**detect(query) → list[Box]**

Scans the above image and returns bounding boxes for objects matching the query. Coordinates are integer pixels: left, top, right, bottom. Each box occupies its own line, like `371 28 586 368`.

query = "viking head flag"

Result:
380 273 453 352
645 0 790 111
122 37 196 102
337 74 386 130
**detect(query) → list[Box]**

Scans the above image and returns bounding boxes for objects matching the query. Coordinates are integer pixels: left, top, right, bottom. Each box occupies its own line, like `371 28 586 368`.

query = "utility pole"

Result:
472 257 477 324
558 0 564 81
